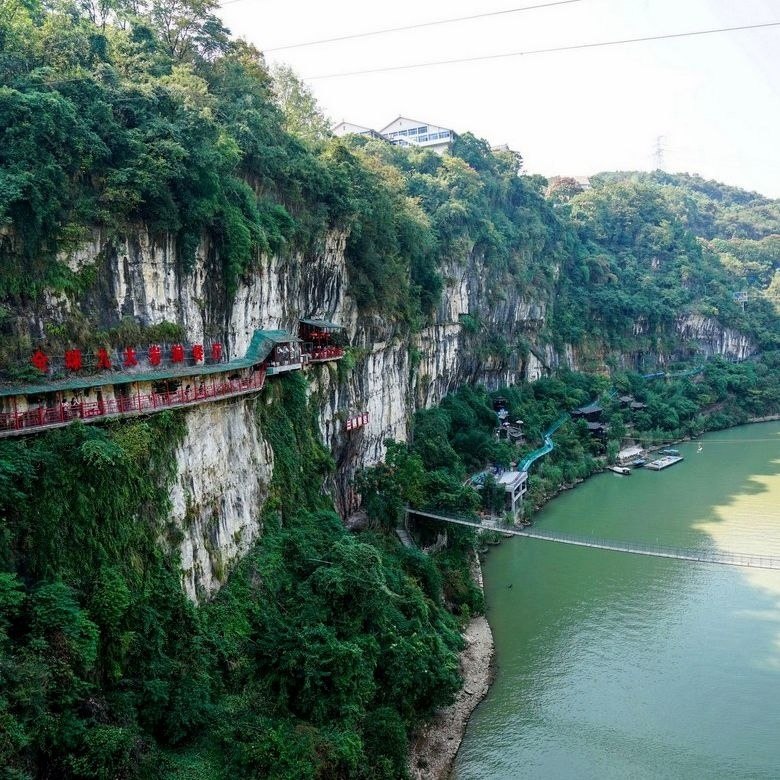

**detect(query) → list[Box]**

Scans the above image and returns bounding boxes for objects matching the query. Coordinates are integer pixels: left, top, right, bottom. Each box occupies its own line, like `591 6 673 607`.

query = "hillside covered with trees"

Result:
2 0 778 361
1 1 779 778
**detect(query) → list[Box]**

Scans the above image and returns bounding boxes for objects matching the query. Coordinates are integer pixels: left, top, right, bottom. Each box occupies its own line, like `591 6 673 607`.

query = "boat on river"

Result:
660 448 680 456
646 455 684 470
608 466 632 475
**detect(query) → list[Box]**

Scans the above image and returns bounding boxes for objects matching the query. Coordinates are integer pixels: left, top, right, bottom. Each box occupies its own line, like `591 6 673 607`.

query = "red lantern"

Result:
170 343 185 364
148 344 162 367
31 349 49 373
211 342 223 362
192 344 204 363
64 349 82 372
123 347 138 368
97 348 112 370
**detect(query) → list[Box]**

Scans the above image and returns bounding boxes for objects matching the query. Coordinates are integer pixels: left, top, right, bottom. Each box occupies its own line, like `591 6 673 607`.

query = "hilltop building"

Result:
331 122 387 142
332 115 457 154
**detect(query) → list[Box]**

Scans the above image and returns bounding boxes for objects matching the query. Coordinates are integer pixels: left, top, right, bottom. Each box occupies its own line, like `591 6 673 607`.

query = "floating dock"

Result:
645 455 684 470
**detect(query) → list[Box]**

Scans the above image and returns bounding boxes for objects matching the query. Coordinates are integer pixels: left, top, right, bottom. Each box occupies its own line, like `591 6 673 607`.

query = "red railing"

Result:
306 345 344 362
0 368 266 435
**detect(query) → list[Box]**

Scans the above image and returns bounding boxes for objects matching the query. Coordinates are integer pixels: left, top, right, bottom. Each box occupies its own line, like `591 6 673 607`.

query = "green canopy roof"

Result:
300 318 343 330
259 329 301 343
0 329 290 398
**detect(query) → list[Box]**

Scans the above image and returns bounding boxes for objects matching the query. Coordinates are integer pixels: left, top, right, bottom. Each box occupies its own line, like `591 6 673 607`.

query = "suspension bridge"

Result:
406 508 780 571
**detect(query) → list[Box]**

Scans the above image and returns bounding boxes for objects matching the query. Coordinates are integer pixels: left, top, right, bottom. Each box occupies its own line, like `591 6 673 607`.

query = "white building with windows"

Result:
331 121 386 142
379 117 456 154
332 116 457 154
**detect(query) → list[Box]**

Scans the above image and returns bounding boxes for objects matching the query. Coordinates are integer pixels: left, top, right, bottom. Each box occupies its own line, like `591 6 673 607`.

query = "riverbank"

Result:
748 413 780 423
408 557 495 780
452 420 780 778
409 418 780 776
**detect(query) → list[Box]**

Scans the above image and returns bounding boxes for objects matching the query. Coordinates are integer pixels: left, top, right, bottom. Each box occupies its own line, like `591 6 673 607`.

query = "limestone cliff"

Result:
18 227 756 598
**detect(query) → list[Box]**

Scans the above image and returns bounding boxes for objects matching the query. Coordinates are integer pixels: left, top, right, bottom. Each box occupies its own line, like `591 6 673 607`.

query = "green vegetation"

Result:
366 377 602 516
2 4 779 779
605 353 780 442
573 171 780 350
0 375 469 778
2 1 777 363
360 353 780 526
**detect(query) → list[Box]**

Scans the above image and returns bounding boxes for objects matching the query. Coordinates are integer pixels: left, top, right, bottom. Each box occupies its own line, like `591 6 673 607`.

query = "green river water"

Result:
453 422 780 779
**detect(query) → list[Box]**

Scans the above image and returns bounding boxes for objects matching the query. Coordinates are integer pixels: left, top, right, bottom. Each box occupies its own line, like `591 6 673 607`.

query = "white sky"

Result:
218 0 780 198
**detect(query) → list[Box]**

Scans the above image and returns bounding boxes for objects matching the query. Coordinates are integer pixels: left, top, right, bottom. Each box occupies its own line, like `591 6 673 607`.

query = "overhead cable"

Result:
260 0 584 53
304 20 780 80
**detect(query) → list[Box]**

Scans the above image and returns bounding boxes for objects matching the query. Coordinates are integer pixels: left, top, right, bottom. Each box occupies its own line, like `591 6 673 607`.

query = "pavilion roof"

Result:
300 318 343 330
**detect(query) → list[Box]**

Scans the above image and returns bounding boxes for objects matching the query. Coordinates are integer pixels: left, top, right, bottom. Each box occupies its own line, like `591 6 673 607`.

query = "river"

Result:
453 422 780 779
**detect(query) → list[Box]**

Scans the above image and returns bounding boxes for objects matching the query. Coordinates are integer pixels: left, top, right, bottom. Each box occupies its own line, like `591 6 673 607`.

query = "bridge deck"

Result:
407 508 780 571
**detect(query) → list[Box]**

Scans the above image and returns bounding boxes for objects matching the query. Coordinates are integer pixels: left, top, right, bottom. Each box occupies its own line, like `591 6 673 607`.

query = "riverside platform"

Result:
645 455 684 470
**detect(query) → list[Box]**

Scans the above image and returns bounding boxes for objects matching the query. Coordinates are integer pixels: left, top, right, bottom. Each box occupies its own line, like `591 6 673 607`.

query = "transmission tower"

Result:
653 135 667 170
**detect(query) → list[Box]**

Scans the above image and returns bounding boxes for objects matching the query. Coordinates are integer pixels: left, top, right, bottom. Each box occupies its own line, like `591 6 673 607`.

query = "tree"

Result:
270 63 331 143
147 0 229 61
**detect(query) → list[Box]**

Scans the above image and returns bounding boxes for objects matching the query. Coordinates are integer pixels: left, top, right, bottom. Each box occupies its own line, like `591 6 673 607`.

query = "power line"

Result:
304 20 780 81
260 0 584 53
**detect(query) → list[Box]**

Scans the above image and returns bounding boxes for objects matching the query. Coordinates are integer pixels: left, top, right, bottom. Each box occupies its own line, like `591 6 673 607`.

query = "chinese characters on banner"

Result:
346 413 369 432
31 350 49 372
123 347 138 367
64 349 82 371
170 344 185 363
30 341 228 376
97 348 112 370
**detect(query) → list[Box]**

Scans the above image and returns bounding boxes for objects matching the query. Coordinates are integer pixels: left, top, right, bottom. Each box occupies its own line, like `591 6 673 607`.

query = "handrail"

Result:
406 507 780 570
0 368 266 437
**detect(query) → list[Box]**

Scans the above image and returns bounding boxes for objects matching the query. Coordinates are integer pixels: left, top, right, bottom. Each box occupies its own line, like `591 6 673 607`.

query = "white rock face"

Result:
676 314 756 360
63 228 355 359
169 398 273 601
104 232 210 342
228 232 357 355
48 228 757 598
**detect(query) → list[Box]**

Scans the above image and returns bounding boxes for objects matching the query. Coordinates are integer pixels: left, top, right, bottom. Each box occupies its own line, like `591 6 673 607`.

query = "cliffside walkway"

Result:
407 508 780 571
0 325 347 439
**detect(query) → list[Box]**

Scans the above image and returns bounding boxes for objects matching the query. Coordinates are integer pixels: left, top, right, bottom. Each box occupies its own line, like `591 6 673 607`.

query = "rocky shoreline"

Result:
406 418 780 777
408 557 495 779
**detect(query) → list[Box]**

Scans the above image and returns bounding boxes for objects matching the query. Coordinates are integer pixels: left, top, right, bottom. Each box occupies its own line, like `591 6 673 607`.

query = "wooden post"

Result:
136 383 141 413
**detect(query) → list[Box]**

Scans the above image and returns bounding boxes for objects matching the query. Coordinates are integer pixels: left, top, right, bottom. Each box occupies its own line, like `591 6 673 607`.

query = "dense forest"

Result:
2 0 778 358
1 0 779 778
1 376 477 779
360 354 780 528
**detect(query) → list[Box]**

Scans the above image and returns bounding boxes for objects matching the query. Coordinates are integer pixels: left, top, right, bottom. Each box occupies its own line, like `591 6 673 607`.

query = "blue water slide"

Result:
517 412 570 473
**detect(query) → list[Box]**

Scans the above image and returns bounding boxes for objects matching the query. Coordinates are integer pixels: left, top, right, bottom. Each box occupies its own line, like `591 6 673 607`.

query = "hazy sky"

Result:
218 0 780 198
